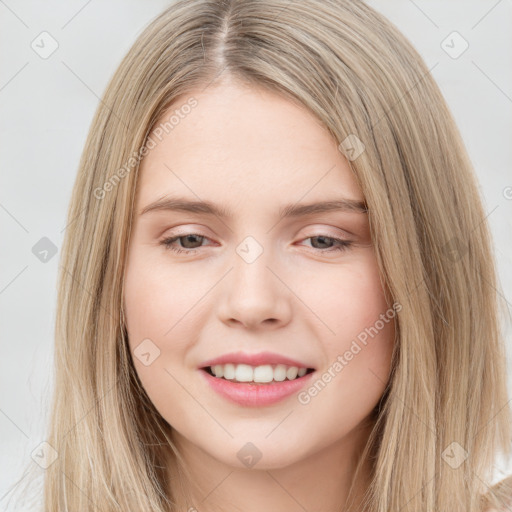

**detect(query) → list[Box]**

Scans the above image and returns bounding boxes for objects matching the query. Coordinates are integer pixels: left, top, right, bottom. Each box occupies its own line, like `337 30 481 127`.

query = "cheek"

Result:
123 251 195 417
296 254 395 427
123 248 193 346
299 250 392 348
300 252 395 400
122 248 199 400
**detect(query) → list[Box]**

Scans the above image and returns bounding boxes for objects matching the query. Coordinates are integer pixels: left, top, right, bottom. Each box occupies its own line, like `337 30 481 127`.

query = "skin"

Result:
123 77 396 512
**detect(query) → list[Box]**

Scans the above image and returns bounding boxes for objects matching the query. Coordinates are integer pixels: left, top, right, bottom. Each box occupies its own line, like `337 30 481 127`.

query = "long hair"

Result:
9 0 512 510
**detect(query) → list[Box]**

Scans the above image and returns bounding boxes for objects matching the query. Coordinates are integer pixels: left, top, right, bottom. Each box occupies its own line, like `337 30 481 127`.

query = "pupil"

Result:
313 236 330 249
183 235 201 248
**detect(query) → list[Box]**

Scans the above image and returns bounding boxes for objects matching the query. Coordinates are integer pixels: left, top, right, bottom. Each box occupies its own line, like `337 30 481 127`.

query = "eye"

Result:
160 233 211 254
159 233 352 255
299 235 353 253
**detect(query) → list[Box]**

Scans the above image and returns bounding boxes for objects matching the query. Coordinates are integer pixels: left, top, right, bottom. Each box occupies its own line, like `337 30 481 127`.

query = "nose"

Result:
216 247 293 330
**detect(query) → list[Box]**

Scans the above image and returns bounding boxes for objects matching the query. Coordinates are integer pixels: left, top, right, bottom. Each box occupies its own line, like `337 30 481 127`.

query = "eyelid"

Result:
161 224 352 242
298 224 354 239
161 224 214 239
159 228 354 251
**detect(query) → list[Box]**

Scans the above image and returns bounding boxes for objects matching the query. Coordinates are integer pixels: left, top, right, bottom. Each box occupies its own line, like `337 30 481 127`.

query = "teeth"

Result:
209 363 311 383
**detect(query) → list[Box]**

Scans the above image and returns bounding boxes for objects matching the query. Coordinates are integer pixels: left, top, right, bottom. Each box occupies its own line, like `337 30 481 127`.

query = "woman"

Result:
17 0 512 510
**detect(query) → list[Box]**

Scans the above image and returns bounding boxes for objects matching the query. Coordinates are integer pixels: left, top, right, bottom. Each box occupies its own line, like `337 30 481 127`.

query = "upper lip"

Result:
199 351 315 369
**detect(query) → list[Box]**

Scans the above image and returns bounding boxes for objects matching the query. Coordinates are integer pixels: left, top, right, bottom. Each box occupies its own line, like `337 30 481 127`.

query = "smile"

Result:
200 365 316 407
204 363 314 383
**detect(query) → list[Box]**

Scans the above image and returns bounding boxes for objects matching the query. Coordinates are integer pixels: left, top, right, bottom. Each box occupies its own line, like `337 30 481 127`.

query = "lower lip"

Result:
199 369 315 407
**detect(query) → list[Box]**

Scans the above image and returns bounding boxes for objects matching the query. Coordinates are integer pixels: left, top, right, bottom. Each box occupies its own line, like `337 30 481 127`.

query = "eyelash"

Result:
159 233 353 255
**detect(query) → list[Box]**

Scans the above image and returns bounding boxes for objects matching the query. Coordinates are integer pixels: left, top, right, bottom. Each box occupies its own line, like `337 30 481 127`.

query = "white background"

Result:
1 0 511 509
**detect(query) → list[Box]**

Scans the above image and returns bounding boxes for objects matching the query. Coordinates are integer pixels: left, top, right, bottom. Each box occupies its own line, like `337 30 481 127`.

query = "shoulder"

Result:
481 474 512 512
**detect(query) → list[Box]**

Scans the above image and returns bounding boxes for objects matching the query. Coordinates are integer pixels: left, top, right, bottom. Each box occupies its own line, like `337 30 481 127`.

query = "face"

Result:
123 79 395 470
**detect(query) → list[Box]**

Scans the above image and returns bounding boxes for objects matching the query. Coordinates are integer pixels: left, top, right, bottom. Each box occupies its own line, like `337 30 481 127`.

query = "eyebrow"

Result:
139 195 368 219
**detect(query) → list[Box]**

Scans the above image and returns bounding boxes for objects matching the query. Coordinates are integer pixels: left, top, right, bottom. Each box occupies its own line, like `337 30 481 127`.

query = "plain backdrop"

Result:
1 0 511 508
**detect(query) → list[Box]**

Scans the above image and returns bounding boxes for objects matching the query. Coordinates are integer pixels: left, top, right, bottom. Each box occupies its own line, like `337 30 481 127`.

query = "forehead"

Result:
136 82 364 210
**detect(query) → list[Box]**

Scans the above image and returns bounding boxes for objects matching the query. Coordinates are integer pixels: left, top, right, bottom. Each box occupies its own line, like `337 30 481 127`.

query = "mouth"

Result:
199 364 316 407
200 364 316 385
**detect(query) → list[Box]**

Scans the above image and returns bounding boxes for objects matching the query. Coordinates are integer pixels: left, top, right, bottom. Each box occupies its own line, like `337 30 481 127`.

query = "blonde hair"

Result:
6 0 511 511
